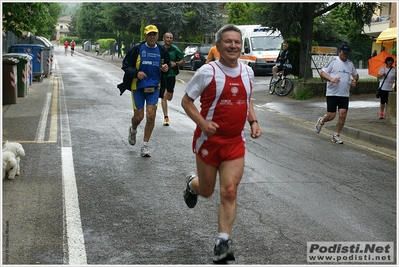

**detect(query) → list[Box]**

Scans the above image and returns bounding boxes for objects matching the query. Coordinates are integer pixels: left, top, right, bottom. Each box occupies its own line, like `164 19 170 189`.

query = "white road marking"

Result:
57 60 87 265
34 92 51 141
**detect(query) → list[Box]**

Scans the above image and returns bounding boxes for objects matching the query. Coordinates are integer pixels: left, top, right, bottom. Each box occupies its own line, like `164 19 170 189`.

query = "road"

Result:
2 45 396 265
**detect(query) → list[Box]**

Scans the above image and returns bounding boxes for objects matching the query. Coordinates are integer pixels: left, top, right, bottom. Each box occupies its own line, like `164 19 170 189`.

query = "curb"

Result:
326 125 396 150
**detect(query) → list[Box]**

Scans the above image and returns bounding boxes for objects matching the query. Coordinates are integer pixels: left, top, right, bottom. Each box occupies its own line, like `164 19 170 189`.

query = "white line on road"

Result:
34 92 52 141
57 62 87 265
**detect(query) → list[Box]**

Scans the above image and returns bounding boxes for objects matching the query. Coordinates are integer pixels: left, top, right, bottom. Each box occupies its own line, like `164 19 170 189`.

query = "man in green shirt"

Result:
159 32 185 126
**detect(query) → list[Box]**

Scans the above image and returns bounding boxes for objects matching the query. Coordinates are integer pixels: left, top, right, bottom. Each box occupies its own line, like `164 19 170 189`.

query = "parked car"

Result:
181 44 213 71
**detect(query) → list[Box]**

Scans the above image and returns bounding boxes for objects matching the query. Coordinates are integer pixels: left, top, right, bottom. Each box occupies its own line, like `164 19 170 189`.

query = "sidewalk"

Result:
254 92 397 150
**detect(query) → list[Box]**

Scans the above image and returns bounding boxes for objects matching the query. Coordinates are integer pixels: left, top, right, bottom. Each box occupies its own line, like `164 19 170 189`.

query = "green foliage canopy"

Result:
227 2 378 78
3 2 62 38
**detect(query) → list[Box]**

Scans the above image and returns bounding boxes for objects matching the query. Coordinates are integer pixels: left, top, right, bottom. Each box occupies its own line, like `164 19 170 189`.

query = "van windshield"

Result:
251 36 284 51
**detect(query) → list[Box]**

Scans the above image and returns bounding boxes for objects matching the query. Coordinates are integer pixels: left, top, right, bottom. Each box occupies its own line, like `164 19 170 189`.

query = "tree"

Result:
3 3 62 38
36 3 63 38
76 3 113 40
233 2 378 78
98 2 225 43
225 3 252 25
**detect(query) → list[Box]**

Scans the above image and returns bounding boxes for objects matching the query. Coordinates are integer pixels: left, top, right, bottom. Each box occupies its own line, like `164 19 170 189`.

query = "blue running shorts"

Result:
132 88 159 110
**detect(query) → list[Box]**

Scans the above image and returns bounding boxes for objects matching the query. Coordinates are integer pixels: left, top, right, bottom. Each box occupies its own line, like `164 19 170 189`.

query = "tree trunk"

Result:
299 3 316 79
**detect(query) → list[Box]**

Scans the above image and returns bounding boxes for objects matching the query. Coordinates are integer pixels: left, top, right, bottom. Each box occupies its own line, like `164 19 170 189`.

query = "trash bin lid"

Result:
11 44 44 51
3 58 19 64
3 53 29 63
8 53 33 61
21 36 53 48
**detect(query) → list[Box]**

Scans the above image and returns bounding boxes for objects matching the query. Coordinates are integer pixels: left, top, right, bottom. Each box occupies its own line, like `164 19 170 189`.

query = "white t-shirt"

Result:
378 66 396 91
322 56 358 97
184 60 255 99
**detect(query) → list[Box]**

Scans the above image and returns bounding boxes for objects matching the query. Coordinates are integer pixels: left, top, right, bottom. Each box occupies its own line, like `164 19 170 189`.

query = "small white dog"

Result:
2 141 25 179
2 151 17 179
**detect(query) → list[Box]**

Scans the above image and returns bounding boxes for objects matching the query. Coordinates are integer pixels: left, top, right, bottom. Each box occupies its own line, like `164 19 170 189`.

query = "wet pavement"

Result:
7 46 396 151
252 92 397 150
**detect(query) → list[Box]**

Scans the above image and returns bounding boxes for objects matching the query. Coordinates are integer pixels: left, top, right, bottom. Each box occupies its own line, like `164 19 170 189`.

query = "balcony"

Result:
363 16 391 37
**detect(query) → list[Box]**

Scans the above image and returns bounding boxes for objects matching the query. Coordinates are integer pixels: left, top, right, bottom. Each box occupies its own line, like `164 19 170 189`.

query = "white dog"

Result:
2 151 17 179
2 141 25 178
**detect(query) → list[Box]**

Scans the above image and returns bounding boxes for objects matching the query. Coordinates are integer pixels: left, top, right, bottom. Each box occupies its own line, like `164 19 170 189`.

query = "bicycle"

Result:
268 67 294 96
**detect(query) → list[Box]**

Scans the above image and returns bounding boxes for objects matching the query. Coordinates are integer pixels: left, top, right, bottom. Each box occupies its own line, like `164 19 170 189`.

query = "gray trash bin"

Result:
84 41 91 51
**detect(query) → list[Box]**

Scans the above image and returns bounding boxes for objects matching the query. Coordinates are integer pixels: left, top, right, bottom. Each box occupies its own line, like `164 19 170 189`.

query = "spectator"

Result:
206 45 220 63
121 41 125 58
377 56 396 119
272 42 291 82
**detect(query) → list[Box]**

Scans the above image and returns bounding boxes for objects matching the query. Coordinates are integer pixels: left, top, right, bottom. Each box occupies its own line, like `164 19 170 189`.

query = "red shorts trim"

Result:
193 140 245 166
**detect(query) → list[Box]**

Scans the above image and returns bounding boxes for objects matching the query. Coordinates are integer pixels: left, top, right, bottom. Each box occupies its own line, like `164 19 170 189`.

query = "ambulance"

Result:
236 25 284 75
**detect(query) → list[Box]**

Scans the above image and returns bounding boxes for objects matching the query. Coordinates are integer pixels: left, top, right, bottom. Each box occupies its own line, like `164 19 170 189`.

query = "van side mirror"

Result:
245 47 250 54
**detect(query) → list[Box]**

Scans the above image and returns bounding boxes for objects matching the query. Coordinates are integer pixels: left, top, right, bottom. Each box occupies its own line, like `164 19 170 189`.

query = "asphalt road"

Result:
2 45 396 265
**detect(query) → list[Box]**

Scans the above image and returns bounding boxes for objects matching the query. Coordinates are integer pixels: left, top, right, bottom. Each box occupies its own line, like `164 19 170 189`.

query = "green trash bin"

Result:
3 53 29 97
3 57 19 104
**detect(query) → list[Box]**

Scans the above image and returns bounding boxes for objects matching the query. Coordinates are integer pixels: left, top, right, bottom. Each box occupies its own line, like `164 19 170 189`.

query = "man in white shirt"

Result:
314 44 359 144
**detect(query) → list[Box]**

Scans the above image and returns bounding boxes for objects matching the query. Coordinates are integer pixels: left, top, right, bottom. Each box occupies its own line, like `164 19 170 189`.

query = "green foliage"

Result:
97 38 117 50
60 36 82 45
95 3 225 43
293 85 313 100
225 3 251 25
233 2 378 79
3 3 62 38
76 3 112 40
392 47 396 56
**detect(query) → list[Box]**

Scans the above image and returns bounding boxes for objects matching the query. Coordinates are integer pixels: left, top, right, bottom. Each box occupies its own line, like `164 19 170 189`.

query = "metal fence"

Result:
2 31 22 54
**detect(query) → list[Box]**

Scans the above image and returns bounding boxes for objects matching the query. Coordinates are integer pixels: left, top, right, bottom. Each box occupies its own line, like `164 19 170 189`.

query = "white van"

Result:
236 25 284 75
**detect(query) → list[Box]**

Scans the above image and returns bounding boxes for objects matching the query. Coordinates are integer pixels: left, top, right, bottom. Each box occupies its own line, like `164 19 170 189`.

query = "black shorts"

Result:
159 76 176 98
275 65 284 72
71 47 75 51
326 96 349 113
380 90 390 105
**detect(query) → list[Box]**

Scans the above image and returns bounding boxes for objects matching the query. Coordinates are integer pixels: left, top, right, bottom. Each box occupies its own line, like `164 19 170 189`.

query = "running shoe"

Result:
141 145 151 157
315 117 323 133
213 239 235 263
128 127 137 146
184 174 198 208
379 113 384 119
331 134 343 144
163 117 169 126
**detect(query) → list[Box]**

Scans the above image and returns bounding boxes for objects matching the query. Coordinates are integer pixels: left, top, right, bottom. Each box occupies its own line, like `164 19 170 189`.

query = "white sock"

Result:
188 181 196 194
216 233 229 245
143 141 148 147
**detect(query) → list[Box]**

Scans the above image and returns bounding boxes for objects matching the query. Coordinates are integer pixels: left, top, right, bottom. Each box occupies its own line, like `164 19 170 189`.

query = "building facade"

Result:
56 15 71 40
364 2 397 54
